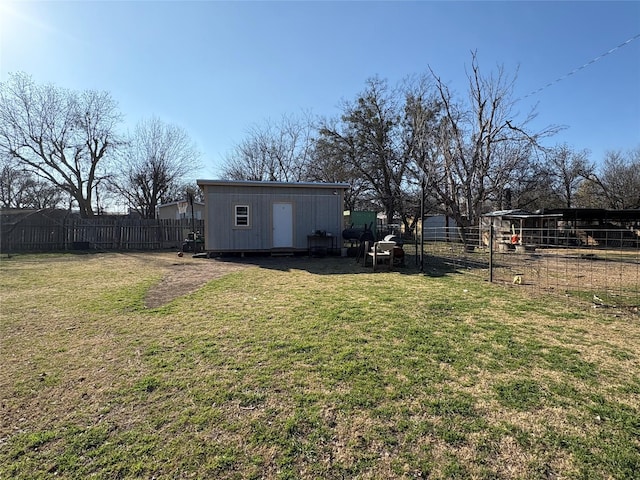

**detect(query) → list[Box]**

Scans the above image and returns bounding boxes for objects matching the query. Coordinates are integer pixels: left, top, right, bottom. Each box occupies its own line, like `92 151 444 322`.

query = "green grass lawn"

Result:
1 252 639 479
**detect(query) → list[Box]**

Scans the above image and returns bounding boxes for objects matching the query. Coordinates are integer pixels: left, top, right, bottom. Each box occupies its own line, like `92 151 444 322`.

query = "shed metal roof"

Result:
157 200 205 208
483 208 640 220
482 209 561 219
536 208 640 221
197 180 350 189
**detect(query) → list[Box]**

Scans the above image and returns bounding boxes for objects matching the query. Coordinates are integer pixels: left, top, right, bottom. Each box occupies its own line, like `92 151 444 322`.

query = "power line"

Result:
521 33 640 100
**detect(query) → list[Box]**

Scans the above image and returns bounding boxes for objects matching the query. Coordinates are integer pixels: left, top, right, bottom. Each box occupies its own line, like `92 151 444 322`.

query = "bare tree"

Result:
541 144 592 208
0 152 66 209
311 117 368 213
164 181 204 204
316 75 445 231
583 147 640 209
573 177 606 208
506 158 555 210
318 77 410 224
0 160 31 209
221 112 315 182
0 73 122 217
425 53 560 230
110 117 200 218
401 75 446 228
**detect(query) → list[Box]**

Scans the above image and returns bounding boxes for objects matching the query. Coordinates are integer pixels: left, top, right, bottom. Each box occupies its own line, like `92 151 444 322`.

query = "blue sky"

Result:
1 1 639 182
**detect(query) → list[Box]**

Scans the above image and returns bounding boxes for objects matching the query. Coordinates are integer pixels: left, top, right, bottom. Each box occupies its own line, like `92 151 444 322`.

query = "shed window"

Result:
234 205 250 227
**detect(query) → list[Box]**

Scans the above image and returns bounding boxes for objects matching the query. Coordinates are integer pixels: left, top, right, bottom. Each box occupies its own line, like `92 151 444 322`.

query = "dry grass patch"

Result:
1 252 639 479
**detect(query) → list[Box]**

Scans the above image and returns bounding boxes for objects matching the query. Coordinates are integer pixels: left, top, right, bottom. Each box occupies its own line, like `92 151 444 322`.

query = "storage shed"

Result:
196 180 350 255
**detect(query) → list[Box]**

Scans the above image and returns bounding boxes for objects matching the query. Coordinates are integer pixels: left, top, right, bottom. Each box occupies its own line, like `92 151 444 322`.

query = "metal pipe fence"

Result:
419 226 640 309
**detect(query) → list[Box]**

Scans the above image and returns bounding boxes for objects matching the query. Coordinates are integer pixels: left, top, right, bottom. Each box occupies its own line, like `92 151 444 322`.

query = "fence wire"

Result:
419 227 640 310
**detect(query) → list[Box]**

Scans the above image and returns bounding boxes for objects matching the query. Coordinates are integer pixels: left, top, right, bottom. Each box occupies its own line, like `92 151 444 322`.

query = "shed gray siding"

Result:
198 181 347 253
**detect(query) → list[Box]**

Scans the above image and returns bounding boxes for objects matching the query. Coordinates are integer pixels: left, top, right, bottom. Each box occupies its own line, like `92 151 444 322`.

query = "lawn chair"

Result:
364 240 396 271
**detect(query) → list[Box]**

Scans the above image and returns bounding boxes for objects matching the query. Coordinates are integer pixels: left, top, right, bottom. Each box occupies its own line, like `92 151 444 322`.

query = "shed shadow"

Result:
207 251 488 278
208 252 421 276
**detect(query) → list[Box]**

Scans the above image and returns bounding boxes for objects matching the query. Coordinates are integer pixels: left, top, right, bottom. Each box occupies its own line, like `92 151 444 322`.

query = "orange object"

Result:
511 234 519 244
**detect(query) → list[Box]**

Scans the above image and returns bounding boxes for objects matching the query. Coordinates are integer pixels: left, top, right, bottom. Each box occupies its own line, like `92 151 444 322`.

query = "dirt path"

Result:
143 253 251 308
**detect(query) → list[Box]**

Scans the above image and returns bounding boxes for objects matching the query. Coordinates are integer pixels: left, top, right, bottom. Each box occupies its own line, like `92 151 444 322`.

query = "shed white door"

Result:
272 202 293 248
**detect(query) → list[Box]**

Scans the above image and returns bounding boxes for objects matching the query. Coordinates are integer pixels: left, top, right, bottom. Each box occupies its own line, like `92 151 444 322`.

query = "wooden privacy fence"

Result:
1 211 204 253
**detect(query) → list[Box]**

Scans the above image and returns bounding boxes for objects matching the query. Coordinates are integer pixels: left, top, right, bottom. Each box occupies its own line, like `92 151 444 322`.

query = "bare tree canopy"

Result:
401 74 447 224
0 72 122 217
0 154 64 209
318 77 411 224
220 112 315 182
424 52 561 227
110 117 201 218
541 144 593 208
309 119 365 213
582 147 640 209
315 62 561 231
